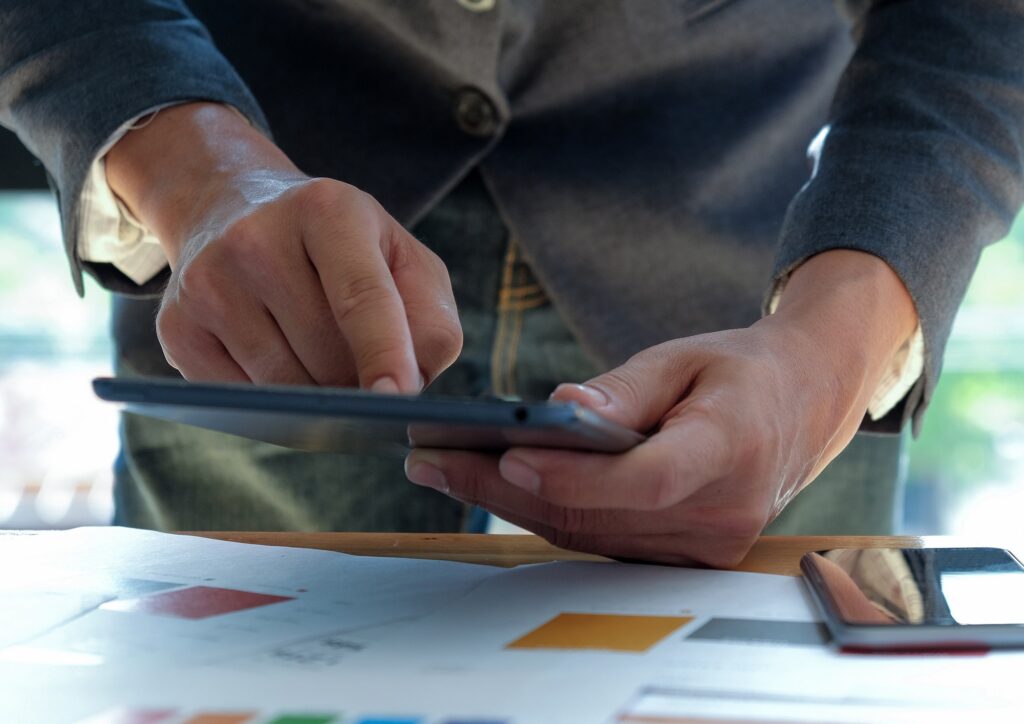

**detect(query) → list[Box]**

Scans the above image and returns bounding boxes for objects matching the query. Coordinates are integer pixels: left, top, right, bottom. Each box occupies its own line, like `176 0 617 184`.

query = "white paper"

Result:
2 528 1022 724
0 527 502 669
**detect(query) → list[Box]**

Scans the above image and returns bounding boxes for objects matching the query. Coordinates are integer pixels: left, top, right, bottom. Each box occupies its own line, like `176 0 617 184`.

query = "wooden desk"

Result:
6 531 1018 575
186 532 1011 576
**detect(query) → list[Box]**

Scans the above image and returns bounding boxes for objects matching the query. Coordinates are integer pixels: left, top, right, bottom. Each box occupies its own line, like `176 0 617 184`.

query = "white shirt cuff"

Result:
864 321 924 421
768 284 924 422
77 104 187 286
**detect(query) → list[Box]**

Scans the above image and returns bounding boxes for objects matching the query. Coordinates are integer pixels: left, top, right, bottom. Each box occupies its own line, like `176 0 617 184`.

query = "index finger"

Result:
497 410 733 510
303 211 419 393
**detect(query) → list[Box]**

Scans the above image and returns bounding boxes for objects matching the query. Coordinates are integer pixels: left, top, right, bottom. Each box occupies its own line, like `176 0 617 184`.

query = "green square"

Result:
267 715 338 724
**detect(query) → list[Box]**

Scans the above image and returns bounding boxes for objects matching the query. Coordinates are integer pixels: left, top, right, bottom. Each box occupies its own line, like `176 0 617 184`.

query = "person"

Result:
2 1 1021 566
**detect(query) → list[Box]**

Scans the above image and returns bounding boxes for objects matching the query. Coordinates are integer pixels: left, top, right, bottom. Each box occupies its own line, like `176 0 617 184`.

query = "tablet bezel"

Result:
93 377 647 456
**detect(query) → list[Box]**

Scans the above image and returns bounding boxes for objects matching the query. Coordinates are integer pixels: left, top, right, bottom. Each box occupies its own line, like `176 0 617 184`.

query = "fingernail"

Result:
499 455 541 493
554 383 609 409
405 458 448 493
370 376 400 394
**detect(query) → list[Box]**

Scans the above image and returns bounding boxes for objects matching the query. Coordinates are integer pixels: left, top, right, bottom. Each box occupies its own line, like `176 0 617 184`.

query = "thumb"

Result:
549 342 703 432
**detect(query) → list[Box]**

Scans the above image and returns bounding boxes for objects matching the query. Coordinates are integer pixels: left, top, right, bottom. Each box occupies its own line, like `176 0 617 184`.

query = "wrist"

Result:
761 250 919 409
106 102 302 265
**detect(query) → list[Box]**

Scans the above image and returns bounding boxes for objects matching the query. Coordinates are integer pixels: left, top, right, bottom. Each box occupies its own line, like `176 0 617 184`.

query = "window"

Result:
904 216 1024 538
0 192 115 527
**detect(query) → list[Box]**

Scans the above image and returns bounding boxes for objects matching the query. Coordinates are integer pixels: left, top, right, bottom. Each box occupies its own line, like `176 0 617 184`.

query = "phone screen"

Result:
802 547 1024 627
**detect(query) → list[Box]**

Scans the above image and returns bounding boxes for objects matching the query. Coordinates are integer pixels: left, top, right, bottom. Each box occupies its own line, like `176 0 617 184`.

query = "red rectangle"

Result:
104 586 293 619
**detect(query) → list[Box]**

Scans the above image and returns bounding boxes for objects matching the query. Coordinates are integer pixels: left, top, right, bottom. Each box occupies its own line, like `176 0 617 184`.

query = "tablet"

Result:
93 377 646 457
801 546 1024 651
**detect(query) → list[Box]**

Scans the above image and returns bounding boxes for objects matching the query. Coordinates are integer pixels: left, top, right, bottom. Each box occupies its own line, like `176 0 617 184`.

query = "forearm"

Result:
106 102 300 265
762 249 918 479
771 0 1024 433
0 0 269 296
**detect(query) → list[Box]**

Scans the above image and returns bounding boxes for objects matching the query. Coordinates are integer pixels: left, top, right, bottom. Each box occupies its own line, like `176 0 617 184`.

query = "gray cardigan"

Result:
2 0 1023 433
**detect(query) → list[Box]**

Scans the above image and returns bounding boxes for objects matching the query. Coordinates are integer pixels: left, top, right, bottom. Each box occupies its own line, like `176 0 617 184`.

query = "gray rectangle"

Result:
687 618 830 647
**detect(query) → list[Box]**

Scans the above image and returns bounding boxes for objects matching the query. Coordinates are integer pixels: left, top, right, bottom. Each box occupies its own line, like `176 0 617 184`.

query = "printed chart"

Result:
4 528 1024 724
80 708 508 724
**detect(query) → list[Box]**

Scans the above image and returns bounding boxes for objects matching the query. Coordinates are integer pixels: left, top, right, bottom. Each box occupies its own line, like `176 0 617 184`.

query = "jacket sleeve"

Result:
0 0 269 296
769 0 1024 434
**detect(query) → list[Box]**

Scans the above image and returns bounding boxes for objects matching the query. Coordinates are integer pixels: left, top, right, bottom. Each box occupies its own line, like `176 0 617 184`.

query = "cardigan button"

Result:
454 87 500 137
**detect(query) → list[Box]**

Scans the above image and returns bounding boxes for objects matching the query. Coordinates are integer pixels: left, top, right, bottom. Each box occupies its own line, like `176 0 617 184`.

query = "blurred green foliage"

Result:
961 216 1024 307
909 372 1024 488
905 212 1024 529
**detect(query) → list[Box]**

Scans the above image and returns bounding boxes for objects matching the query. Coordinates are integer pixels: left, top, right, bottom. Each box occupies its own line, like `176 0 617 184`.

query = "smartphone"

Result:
801 546 1024 652
92 377 646 457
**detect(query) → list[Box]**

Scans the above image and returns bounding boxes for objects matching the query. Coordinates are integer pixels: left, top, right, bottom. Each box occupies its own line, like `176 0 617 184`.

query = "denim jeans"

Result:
111 170 904 534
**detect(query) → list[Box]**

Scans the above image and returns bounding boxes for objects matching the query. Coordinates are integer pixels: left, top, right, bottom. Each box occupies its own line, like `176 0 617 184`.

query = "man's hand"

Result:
405 250 918 567
107 103 461 391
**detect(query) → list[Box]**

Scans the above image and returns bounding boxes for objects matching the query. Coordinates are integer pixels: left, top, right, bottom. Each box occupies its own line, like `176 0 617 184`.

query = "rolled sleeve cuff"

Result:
78 102 254 287
77 104 175 286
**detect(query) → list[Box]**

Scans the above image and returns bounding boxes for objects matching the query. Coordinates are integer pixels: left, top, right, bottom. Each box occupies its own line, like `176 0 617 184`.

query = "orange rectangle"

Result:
507 612 693 653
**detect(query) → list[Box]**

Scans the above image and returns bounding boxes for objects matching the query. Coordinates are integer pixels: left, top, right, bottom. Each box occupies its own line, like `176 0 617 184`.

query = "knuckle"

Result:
155 305 186 357
417 318 464 374
180 275 232 325
155 305 199 377
171 256 246 331
175 258 216 300
298 178 373 226
334 273 395 325
224 218 277 273
296 177 343 218
384 225 414 270
155 302 181 339
220 216 261 251
595 367 646 411
174 260 234 324
682 395 724 426
421 244 445 267
419 244 451 277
